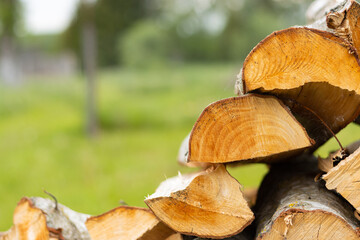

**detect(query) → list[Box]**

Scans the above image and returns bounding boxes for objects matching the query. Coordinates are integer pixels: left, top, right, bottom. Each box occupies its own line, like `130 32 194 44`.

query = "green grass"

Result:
1 63 360 230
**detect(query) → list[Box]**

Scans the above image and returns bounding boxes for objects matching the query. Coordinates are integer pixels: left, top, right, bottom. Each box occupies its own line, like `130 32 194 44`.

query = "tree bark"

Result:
82 4 98 137
0 35 20 85
254 154 360 239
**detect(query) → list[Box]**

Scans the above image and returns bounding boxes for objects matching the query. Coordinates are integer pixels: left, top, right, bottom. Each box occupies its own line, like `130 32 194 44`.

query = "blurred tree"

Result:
81 0 98 137
153 0 311 62
119 21 171 68
64 0 311 67
0 0 21 84
63 0 149 67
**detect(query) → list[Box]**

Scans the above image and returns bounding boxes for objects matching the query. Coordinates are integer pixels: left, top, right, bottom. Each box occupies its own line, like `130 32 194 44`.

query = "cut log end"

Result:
0 198 49 240
258 210 360 240
145 164 254 239
86 206 175 240
188 94 313 164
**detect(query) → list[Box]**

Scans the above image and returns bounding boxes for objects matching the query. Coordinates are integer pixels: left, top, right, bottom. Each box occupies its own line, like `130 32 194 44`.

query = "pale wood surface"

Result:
86 206 174 240
145 165 254 238
0 198 49 240
323 144 360 213
254 155 360 240
188 94 313 164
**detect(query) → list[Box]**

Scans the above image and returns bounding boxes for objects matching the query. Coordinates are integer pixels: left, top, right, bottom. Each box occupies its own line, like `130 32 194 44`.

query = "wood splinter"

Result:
145 164 254 239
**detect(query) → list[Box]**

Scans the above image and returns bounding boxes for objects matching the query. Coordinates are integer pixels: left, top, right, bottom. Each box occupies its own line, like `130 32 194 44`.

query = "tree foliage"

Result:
62 0 148 67
0 0 20 37
63 0 311 67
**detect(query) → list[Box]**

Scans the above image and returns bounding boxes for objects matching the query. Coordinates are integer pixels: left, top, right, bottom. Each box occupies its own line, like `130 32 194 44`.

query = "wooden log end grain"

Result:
188 94 314 164
145 164 254 239
86 206 175 240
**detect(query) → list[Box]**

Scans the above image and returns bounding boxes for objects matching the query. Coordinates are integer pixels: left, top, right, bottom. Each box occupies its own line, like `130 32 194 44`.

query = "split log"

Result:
0 198 50 240
178 133 209 168
0 197 91 240
145 164 254 239
254 154 360 239
239 26 360 147
318 140 360 173
322 140 360 214
187 94 313 165
86 206 175 240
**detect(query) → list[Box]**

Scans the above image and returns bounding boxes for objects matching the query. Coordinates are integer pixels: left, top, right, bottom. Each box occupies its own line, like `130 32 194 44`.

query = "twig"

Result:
44 190 58 211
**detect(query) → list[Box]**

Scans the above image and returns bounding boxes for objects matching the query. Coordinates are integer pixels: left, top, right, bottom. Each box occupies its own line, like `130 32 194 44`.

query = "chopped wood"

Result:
0 197 91 240
323 141 360 214
240 27 360 146
254 154 360 240
0 198 50 240
178 133 209 168
86 206 174 240
318 140 360 173
145 164 254 239
187 94 313 164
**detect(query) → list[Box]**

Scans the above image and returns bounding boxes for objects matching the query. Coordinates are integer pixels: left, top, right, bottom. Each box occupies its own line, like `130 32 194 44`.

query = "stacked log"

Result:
3 0 360 239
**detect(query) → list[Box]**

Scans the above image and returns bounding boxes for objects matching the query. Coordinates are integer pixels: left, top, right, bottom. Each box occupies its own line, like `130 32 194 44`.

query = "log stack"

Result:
3 0 360 239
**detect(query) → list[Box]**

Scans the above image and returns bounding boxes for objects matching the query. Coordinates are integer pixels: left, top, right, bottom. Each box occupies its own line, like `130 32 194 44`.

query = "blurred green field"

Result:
1 63 360 230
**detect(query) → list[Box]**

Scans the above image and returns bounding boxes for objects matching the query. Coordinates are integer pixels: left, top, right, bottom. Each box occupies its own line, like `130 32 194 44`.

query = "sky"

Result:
20 0 80 34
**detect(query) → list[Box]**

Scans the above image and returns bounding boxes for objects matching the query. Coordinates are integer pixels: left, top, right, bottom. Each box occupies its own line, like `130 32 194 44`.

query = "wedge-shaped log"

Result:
322 141 360 213
86 206 174 240
254 155 360 240
145 164 254 239
0 198 50 240
240 27 360 146
187 94 313 164
0 197 91 240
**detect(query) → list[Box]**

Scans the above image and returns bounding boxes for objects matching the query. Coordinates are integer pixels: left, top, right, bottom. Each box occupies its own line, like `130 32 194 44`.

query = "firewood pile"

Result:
3 0 360 239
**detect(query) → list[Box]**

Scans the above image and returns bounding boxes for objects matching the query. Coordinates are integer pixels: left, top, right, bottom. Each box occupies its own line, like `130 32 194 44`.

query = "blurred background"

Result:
1 0 360 230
